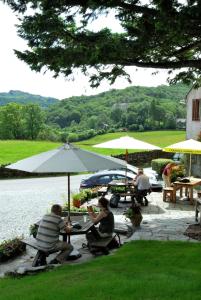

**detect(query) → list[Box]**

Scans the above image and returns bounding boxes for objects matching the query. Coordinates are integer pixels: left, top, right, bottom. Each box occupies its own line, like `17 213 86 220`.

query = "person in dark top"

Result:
87 197 114 239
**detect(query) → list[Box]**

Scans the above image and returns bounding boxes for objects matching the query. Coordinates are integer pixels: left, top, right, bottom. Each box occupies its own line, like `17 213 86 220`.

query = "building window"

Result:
192 99 200 121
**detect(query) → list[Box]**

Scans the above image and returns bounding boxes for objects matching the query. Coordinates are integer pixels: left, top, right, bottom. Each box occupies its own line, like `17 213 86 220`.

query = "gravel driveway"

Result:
0 175 87 242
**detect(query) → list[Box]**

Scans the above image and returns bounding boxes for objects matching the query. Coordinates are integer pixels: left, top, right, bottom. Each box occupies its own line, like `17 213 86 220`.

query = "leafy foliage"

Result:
45 83 188 141
0 103 45 140
4 0 201 87
0 237 26 261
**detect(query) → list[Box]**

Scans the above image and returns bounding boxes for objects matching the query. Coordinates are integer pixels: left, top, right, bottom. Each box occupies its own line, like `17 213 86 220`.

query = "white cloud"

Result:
0 3 170 100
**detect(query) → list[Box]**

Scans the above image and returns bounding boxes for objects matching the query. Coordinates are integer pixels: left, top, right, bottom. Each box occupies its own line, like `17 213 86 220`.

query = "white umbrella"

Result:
94 136 161 152
94 135 161 167
6 143 126 220
163 139 201 176
94 135 161 180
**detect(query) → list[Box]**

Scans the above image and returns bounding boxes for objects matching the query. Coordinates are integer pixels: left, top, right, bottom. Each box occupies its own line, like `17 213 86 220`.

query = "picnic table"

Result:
173 177 201 204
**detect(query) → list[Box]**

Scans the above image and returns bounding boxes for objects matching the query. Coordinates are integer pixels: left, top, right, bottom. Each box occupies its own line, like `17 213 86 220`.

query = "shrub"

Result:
0 237 26 262
171 164 185 182
151 158 173 175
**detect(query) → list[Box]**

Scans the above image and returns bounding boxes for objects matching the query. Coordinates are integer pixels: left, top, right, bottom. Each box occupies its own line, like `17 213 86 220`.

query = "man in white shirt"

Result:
134 169 151 206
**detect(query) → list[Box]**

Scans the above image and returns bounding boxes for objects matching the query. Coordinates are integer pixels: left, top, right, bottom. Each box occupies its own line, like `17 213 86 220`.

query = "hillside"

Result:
0 84 190 142
46 83 189 133
0 90 58 107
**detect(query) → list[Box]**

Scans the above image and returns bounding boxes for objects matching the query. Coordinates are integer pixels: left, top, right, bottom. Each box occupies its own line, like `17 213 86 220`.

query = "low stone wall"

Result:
0 165 64 179
0 150 173 178
115 150 174 166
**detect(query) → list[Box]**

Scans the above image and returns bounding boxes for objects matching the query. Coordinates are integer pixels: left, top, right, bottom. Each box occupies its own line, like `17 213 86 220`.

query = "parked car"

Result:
109 163 159 182
80 169 162 192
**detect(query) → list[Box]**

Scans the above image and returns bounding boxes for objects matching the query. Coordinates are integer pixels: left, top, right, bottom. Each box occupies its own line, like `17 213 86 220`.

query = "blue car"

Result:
80 169 162 192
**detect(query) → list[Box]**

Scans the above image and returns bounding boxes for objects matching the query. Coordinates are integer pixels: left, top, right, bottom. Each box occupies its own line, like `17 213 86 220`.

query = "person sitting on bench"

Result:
134 168 151 206
86 197 114 243
36 204 73 265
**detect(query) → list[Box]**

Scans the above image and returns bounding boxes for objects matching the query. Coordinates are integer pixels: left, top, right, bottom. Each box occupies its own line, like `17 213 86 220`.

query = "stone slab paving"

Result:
127 191 198 242
0 191 199 277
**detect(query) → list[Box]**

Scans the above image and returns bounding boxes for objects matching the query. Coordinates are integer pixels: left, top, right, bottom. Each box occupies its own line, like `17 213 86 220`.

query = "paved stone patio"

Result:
0 191 199 277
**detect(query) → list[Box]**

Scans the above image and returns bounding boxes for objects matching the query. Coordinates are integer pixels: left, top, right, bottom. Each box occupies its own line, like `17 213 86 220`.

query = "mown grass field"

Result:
0 140 61 165
0 131 185 165
0 241 201 300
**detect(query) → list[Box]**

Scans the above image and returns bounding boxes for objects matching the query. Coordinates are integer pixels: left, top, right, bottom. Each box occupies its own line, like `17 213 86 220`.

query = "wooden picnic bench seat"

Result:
23 238 58 267
163 187 174 202
89 233 121 255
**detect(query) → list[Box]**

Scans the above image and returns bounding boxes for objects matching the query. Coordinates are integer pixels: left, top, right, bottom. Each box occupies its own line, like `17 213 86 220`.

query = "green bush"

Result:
171 165 185 182
151 158 173 175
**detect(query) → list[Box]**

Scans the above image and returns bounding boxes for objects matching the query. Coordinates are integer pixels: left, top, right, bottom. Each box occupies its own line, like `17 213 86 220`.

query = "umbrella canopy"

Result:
7 143 126 173
93 136 161 151
163 139 201 176
6 143 126 221
94 135 161 181
163 139 201 154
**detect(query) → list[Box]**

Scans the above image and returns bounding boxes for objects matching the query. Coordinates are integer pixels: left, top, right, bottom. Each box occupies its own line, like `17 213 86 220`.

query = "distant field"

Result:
75 130 186 156
0 131 185 165
0 141 61 165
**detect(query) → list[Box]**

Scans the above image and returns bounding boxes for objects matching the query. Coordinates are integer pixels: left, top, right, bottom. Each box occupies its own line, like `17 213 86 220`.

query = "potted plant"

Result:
72 192 82 208
29 224 39 238
123 204 143 227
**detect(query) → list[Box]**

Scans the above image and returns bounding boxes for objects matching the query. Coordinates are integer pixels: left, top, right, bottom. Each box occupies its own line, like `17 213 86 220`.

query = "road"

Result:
0 174 87 242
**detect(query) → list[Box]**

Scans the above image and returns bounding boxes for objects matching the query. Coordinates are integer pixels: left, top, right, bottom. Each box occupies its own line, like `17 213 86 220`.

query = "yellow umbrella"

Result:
163 139 201 176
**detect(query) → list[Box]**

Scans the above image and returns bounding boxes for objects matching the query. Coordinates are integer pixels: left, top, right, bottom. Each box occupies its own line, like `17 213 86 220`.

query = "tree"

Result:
4 0 201 87
0 103 25 139
23 104 44 139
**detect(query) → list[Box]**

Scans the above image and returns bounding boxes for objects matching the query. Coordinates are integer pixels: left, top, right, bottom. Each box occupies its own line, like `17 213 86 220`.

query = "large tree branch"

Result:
120 59 201 69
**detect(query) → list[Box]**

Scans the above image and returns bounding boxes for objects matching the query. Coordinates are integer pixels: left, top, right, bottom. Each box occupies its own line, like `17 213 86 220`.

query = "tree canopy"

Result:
4 0 201 87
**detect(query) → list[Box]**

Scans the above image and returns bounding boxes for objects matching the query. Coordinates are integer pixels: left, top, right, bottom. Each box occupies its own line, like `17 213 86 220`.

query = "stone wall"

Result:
115 150 174 166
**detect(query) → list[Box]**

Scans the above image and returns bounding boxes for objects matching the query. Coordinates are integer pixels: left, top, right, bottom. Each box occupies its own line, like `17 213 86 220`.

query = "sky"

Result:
0 2 171 100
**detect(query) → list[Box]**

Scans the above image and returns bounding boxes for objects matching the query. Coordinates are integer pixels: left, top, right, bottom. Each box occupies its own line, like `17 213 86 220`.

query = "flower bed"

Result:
0 237 26 263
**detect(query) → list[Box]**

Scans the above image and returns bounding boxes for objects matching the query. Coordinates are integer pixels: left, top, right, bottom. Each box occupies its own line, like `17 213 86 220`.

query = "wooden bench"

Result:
163 185 183 203
23 238 58 267
89 234 121 255
163 187 175 202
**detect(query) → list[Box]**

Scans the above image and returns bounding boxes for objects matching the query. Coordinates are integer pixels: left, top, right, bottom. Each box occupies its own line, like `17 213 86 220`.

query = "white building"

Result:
186 86 201 176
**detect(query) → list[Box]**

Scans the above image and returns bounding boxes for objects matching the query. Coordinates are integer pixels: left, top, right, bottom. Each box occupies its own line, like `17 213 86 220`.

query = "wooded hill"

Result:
0 90 58 107
0 84 189 142
46 84 189 139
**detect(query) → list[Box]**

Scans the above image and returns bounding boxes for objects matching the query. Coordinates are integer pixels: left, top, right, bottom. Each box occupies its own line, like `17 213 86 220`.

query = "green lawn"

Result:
0 241 201 300
0 140 61 165
0 131 185 165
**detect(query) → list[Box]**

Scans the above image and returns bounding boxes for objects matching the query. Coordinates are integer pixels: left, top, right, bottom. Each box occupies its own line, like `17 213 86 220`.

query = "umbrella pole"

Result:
125 149 128 182
189 153 192 177
67 173 71 244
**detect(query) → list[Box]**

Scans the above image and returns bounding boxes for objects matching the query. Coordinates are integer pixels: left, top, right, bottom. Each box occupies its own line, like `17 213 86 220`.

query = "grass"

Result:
0 140 61 165
75 130 186 156
0 131 185 165
0 240 201 300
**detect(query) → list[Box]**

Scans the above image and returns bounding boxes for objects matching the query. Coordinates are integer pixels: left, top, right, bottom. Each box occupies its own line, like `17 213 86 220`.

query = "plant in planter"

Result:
72 192 82 208
0 237 26 262
29 224 39 238
123 204 143 227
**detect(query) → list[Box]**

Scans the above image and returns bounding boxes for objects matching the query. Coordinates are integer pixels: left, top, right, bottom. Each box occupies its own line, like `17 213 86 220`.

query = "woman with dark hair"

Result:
87 197 114 239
